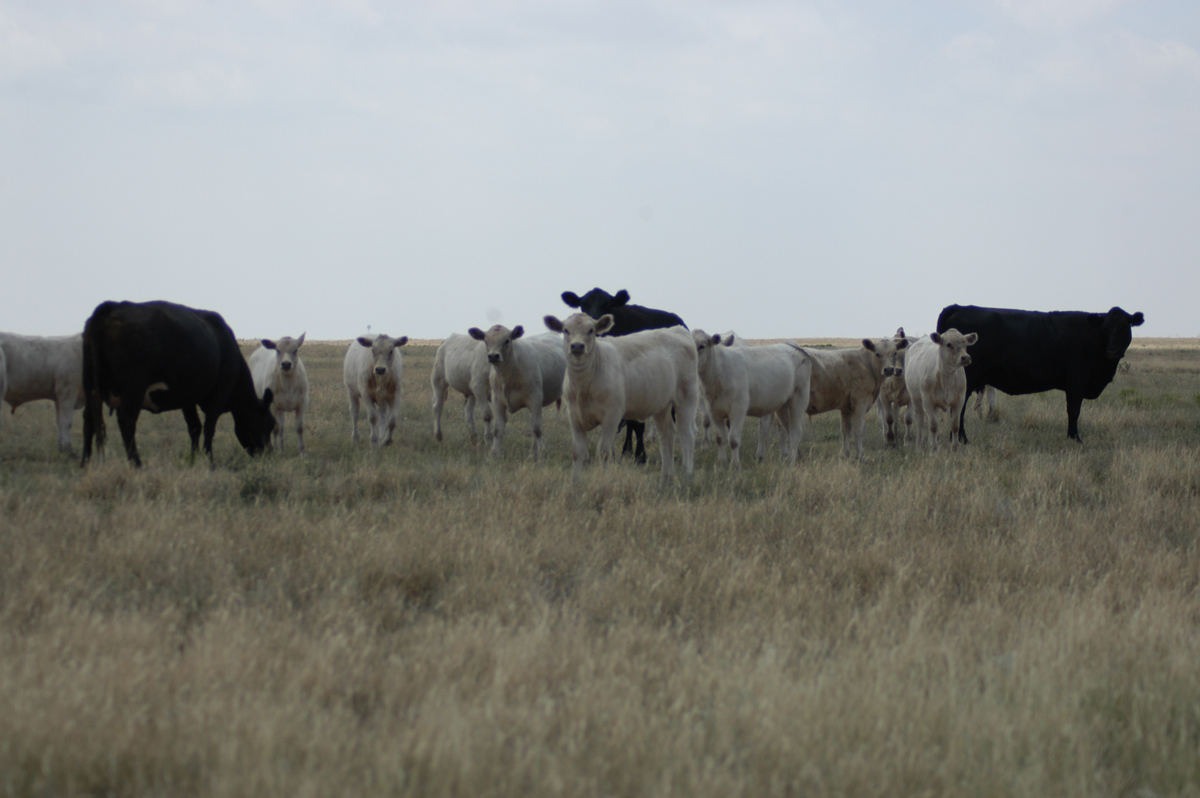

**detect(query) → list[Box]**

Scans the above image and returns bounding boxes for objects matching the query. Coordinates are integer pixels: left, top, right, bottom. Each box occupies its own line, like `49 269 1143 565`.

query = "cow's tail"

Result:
80 305 110 465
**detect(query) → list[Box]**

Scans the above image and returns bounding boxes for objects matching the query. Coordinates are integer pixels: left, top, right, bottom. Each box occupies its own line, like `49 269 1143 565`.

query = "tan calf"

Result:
875 328 914 447
801 334 908 460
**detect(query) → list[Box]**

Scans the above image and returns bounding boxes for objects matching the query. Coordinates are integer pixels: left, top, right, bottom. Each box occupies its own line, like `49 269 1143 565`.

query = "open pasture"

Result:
2 337 1199 796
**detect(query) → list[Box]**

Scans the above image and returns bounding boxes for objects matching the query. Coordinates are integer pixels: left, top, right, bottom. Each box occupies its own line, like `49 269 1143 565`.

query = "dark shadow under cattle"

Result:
81 300 276 467
561 288 687 464
936 304 1144 443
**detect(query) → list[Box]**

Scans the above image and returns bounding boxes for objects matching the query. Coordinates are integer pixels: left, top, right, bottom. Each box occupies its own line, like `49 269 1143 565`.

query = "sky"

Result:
2 0 1197 340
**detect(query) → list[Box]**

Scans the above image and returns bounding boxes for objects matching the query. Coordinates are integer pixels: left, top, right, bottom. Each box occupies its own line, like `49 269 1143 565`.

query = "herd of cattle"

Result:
0 291 1146 476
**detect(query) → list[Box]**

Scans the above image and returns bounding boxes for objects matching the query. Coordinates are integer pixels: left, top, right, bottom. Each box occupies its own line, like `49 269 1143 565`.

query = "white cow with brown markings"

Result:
543 313 699 481
801 334 908 460
344 333 409 446
249 333 310 455
904 328 977 451
431 333 492 444
0 331 84 453
469 324 566 459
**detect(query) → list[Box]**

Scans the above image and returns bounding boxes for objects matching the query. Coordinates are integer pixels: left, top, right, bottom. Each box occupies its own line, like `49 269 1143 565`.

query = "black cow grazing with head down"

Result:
562 288 688 463
936 304 1144 443
81 300 276 467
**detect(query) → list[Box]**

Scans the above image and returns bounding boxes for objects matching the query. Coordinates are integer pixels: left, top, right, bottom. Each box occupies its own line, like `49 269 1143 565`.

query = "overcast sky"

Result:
2 0 1196 340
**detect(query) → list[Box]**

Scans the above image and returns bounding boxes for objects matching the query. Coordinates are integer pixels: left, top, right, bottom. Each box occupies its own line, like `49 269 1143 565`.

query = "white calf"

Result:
469 325 566 459
431 333 492 444
0 332 84 453
801 334 908 460
344 334 409 446
249 333 310 455
904 328 978 451
544 313 699 481
693 330 811 467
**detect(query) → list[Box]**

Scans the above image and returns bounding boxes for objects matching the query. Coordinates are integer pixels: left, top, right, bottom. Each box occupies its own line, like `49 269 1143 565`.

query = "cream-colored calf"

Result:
249 333 310 455
543 313 699 481
693 330 811 467
431 333 492 444
469 325 565 459
0 332 84 452
904 328 978 451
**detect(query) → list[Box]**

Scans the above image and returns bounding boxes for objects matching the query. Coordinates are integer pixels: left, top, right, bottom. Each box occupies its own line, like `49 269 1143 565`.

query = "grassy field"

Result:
2 337 1199 797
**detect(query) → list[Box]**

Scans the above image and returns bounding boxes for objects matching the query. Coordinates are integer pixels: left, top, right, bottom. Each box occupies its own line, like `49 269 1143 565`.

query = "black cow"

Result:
936 304 1145 443
561 288 687 463
81 300 276 467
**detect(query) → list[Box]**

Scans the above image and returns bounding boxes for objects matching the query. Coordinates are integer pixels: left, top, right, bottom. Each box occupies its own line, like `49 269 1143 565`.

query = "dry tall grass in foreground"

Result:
2 338 1199 797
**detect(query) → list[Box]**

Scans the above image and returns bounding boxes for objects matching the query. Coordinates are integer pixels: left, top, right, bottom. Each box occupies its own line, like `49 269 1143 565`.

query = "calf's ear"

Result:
964 333 978 345
716 334 728 346
468 327 486 341
614 290 631 307
262 339 277 349
862 338 877 352
357 336 373 348
394 336 409 347
1130 312 1145 326
562 292 581 308
896 337 908 350
296 333 305 347
596 315 615 336
511 325 525 339
929 332 943 344
544 316 565 333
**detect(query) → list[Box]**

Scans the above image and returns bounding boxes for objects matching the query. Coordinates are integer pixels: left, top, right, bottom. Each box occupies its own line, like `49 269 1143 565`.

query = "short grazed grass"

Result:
1 337 1198 797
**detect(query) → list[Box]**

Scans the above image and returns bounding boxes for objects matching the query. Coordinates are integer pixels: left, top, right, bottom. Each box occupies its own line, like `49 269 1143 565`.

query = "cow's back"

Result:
803 347 875 414
611 327 696 419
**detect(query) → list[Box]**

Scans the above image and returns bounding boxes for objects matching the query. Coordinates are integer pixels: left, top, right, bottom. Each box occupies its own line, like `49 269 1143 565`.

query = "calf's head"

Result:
357 334 409 377
928 328 977 370
469 324 524 366
863 330 909 376
262 333 305 373
692 329 730 372
544 313 613 359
